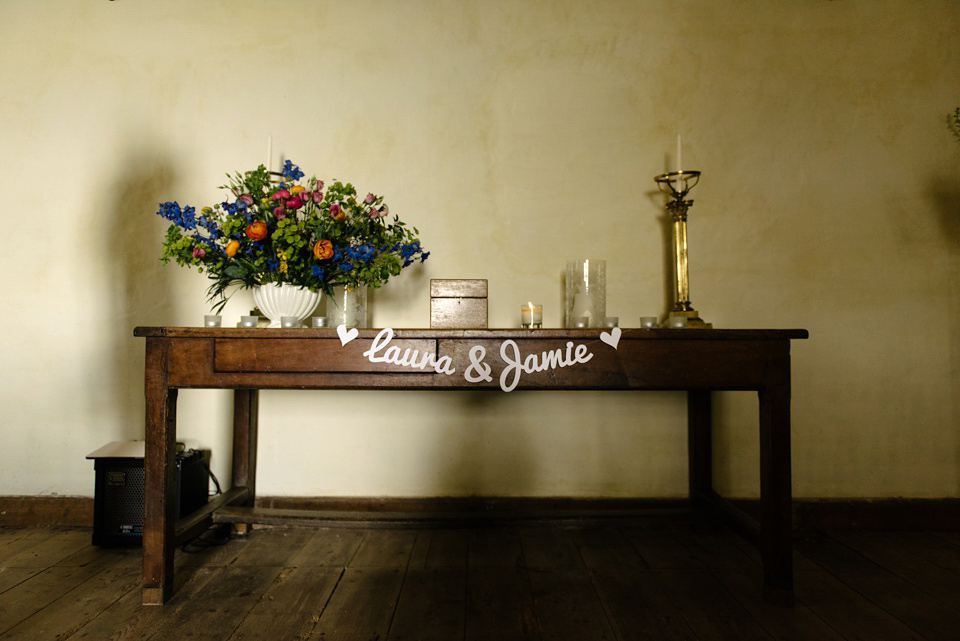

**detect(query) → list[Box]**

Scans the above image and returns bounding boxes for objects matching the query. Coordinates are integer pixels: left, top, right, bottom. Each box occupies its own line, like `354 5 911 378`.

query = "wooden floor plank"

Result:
289 527 365 567
3 520 960 640
228 567 342 641
793 566 925 641
590 567 699 641
0 528 90 568
229 526 314 566
308 567 405 641
409 529 470 569
466 566 540 641
797 532 959 640
468 527 524 568
387 567 467 641
713 568 847 641
0 529 31 555
143 565 283 641
0 560 140 641
0 566 42 595
68 565 223 641
833 530 960 603
350 529 418 568
527 567 617 641
0 546 127 635
653 568 776 640
0 528 58 562
520 527 582 571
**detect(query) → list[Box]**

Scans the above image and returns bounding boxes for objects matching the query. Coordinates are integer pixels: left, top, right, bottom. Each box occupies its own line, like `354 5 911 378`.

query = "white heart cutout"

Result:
599 327 621 350
337 324 359 346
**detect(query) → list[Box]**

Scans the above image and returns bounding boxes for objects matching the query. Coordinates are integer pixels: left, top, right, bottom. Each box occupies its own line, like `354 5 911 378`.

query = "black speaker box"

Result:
92 449 208 546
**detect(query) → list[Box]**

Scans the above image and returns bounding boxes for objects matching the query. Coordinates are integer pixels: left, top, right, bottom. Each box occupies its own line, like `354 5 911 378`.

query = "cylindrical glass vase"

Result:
565 259 606 328
327 285 368 328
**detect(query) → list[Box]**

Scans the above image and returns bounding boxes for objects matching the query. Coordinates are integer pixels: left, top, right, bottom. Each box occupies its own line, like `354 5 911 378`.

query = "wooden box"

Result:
430 279 488 329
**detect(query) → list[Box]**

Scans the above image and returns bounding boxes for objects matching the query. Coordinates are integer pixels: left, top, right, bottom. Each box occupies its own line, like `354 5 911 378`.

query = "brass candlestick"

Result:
654 170 711 328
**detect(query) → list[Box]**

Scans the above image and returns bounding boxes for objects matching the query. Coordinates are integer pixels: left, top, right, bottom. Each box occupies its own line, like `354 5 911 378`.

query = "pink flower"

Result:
239 194 254 205
273 205 286 217
271 189 291 201
365 192 376 204
330 203 346 222
310 190 324 203
192 246 206 258
285 197 304 210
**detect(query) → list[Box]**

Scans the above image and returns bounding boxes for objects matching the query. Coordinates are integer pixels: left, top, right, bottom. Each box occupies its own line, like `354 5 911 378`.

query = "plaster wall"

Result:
1 0 958 500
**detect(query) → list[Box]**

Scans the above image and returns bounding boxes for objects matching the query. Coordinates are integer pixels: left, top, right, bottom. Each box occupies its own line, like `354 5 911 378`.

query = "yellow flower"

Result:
225 239 240 257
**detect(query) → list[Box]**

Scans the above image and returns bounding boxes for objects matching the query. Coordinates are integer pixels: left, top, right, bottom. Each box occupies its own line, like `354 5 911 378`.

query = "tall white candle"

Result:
676 132 682 172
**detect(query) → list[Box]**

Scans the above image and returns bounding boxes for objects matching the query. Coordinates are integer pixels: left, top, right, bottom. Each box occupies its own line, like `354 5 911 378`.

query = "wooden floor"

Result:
2 516 960 640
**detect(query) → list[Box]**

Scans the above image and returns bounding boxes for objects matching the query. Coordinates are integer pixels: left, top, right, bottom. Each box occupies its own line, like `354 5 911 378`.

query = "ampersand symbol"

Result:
463 345 493 383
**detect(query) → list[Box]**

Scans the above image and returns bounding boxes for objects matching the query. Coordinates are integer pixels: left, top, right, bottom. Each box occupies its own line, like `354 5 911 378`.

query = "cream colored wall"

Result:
1 0 958 501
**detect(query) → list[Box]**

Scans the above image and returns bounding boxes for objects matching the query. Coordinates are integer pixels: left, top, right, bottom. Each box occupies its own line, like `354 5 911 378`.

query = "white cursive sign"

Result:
353 326 613 392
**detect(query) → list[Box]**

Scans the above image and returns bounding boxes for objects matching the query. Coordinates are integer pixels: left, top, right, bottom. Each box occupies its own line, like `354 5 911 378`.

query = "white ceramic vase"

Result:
253 283 322 328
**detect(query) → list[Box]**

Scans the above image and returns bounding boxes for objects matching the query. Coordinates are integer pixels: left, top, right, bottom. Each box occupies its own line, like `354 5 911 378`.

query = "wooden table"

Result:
134 326 807 605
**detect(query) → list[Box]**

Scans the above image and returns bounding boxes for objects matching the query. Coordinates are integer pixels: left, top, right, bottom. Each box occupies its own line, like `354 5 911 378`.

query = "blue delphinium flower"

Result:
157 201 198 230
346 242 376 263
282 159 305 181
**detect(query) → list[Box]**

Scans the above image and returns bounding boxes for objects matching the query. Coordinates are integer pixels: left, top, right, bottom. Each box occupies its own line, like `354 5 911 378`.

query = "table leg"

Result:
142 340 177 605
687 390 713 504
759 383 794 605
231 389 259 536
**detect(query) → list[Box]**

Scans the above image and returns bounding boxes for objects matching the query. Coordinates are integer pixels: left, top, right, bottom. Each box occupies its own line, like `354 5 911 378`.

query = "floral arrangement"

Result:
157 160 428 312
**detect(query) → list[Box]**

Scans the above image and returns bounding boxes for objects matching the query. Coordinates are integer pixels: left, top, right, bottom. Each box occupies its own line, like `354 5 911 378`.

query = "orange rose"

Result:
246 221 268 241
313 239 334 260
225 239 240 257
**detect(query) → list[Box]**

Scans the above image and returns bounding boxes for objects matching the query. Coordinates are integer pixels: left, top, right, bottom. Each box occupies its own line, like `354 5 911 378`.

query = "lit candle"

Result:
521 303 532 327
521 302 543 328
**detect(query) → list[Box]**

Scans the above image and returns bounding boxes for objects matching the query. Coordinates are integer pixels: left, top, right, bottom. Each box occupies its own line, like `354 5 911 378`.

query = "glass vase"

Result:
327 285 368 328
565 259 606 328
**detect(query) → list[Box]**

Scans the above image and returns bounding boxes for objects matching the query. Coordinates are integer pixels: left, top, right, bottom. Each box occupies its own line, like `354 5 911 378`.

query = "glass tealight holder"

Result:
667 316 688 328
572 316 589 328
639 316 658 328
520 303 543 328
203 314 221 327
280 316 300 328
311 316 329 328
239 315 258 328
603 316 619 328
